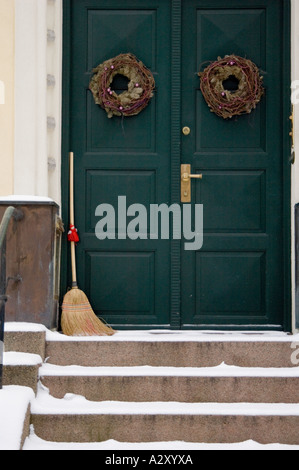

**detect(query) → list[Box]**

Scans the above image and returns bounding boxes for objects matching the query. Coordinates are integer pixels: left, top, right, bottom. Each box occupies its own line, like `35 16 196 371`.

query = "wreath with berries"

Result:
89 53 155 119
198 55 264 119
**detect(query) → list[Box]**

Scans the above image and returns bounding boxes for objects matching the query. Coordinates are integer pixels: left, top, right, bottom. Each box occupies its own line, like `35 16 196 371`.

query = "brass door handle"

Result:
181 172 203 182
181 164 202 203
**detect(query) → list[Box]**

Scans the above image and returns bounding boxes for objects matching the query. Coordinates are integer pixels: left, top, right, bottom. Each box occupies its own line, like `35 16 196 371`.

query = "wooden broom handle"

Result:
69 152 78 287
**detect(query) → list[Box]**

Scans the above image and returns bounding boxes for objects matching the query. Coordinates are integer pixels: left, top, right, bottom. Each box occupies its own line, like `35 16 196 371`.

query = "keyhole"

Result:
222 75 240 92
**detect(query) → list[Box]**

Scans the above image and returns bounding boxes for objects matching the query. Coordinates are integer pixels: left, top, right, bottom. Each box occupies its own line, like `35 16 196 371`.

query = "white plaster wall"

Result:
46 0 62 207
0 0 15 196
0 81 5 105
14 0 48 197
14 0 62 206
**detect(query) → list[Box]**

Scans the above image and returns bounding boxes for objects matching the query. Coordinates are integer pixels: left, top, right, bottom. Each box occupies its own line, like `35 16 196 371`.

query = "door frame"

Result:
60 0 292 332
281 0 292 333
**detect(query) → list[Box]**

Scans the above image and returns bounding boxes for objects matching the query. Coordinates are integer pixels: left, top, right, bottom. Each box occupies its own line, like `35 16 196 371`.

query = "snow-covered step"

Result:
23 430 299 451
39 363 299 403
30 386 299 445
0 386 35 450
45 330 299 368
4 323 46 360
3 352 42 393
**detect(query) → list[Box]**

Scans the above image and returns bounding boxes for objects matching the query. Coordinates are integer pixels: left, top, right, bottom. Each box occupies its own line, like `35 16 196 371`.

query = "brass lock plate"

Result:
181 164 191 203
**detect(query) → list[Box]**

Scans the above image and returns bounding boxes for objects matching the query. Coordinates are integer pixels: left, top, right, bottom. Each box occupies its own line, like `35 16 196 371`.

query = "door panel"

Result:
196 251 266 314
195 171 266 233
64 0 290 330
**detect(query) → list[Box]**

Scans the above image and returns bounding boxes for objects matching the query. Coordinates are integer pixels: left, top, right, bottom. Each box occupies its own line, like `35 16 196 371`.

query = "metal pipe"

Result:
0 207 16 390
0 296 6 390
0 207 16 252
0 237 7 390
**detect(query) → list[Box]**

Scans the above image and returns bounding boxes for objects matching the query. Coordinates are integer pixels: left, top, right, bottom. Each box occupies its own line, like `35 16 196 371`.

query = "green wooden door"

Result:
180 0 291 329
63 0 291 330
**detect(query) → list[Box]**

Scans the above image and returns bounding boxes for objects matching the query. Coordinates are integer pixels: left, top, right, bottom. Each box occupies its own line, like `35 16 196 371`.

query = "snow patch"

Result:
4 322 47 333
31 382 299 416
23 429 299 451
45 329 299 343
0 386 34 450
39 362 299 378
0 195 55 203
4 352 42 366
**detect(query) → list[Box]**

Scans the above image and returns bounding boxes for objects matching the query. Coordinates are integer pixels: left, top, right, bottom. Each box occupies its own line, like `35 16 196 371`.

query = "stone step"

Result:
3 325 299 447
45 331 298 368
30 393 299 445
23 433 299 450
3 352 42 393
39 363 299 403
4 323 46 360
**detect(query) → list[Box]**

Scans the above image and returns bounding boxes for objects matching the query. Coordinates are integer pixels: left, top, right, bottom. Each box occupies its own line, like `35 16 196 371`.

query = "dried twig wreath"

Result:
198 55 264 119
89 53 155 118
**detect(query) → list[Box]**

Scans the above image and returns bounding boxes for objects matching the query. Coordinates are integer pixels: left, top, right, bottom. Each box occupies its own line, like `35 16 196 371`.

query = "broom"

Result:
61 152 115 337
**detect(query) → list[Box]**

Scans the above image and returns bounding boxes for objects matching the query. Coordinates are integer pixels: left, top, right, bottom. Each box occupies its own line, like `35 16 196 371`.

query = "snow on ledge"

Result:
39 362 299 378
31 383 299 417
0 195 55 203
23 433 299 451
4 322 47 333
46 328 299 343
3 322 299 343
3 352 43 367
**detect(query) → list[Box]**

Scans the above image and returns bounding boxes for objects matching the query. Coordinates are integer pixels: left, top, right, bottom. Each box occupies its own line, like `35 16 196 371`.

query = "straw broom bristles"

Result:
61 152 116 337
61 287 115 337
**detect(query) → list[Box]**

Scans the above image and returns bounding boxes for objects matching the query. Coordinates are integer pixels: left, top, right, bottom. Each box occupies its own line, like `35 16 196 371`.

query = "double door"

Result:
63 0 291 330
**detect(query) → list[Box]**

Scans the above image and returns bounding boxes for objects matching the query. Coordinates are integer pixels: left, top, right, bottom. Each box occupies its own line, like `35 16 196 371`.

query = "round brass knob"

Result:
182 126 191 136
